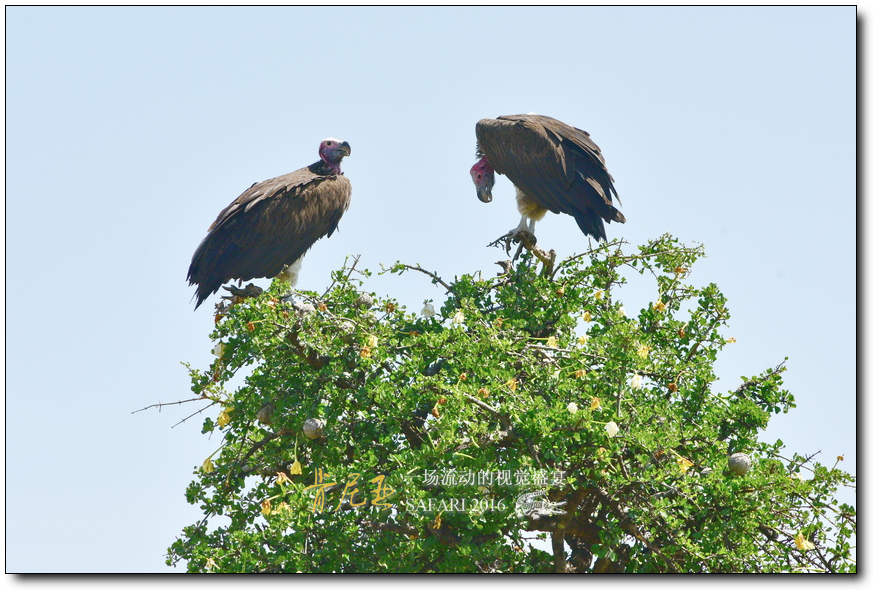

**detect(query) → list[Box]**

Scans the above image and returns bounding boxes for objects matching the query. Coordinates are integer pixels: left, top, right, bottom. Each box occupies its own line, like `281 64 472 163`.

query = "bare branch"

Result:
132 396 210 415
514 232 557 276
394 263 454 293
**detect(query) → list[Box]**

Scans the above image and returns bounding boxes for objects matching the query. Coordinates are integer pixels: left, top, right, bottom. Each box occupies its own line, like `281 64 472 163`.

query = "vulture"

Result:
470 114 624 242
187 138 352 309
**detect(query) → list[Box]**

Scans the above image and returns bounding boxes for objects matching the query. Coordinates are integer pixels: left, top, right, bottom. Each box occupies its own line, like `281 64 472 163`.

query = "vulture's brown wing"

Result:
188 166 351 307
521 115 618 200
477 114 624 240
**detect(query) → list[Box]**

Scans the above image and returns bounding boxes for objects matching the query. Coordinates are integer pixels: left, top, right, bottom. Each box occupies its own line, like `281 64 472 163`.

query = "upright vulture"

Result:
470 114 624 242
187 138 352 309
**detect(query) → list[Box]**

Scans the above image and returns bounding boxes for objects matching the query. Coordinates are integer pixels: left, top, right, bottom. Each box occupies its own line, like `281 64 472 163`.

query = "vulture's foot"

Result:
511 230 538 260
486 232 512 251
513 229 537 245
488 229 537 253
221 282 264 304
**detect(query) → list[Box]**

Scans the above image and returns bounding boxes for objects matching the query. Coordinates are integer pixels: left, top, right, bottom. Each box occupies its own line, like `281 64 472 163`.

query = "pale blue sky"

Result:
5 6 856 573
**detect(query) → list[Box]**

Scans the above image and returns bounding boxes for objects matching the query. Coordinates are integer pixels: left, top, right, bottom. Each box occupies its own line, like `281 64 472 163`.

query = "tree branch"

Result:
460 392 512 430
394 263 454 293
132 396 208 415
552 530 567 573
513 232 557 276
733 360 788 396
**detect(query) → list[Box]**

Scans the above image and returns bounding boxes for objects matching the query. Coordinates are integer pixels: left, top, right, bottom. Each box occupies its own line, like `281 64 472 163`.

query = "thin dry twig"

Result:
395 263 454 293
132 396 209 415
171 403 218 428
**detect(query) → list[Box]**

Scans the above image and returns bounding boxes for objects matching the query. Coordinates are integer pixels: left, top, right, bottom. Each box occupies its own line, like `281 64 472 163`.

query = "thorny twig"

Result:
133 396 218 428
394 263 454 293
132 396 207 414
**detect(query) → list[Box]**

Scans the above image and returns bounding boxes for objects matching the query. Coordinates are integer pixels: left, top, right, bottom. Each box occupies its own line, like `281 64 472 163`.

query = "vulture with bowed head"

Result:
470 114 624 242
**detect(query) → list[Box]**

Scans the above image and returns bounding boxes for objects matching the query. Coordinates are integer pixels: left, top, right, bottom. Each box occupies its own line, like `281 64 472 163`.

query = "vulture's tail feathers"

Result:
574 212 608 242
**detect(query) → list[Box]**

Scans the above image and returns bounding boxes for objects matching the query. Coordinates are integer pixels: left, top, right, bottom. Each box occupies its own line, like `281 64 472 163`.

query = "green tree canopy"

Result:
166 234 855 573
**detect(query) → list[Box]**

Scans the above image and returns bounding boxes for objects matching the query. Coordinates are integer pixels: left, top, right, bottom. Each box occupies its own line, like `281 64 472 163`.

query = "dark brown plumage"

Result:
187 138 351 309
470 114 624 241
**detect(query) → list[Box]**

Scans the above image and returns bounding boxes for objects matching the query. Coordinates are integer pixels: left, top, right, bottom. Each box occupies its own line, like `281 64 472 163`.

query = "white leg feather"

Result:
278 257 304 287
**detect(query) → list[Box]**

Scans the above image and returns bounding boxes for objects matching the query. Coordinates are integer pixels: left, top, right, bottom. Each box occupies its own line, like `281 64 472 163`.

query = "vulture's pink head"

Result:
470 157 495 203
319 138 351 174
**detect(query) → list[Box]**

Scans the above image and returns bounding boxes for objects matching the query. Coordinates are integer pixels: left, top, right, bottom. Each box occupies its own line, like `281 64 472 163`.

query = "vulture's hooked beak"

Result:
476 187 493 203
338 141 351 158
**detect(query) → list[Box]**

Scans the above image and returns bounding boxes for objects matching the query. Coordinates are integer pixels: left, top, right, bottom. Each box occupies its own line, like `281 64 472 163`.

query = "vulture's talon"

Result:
487 229 539 257
487 231 517 252
514 230 537 246
221 283 264 302
512 242 525 262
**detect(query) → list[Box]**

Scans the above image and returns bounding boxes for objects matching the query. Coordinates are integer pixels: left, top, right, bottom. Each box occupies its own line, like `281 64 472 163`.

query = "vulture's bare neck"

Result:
311 159 344 176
